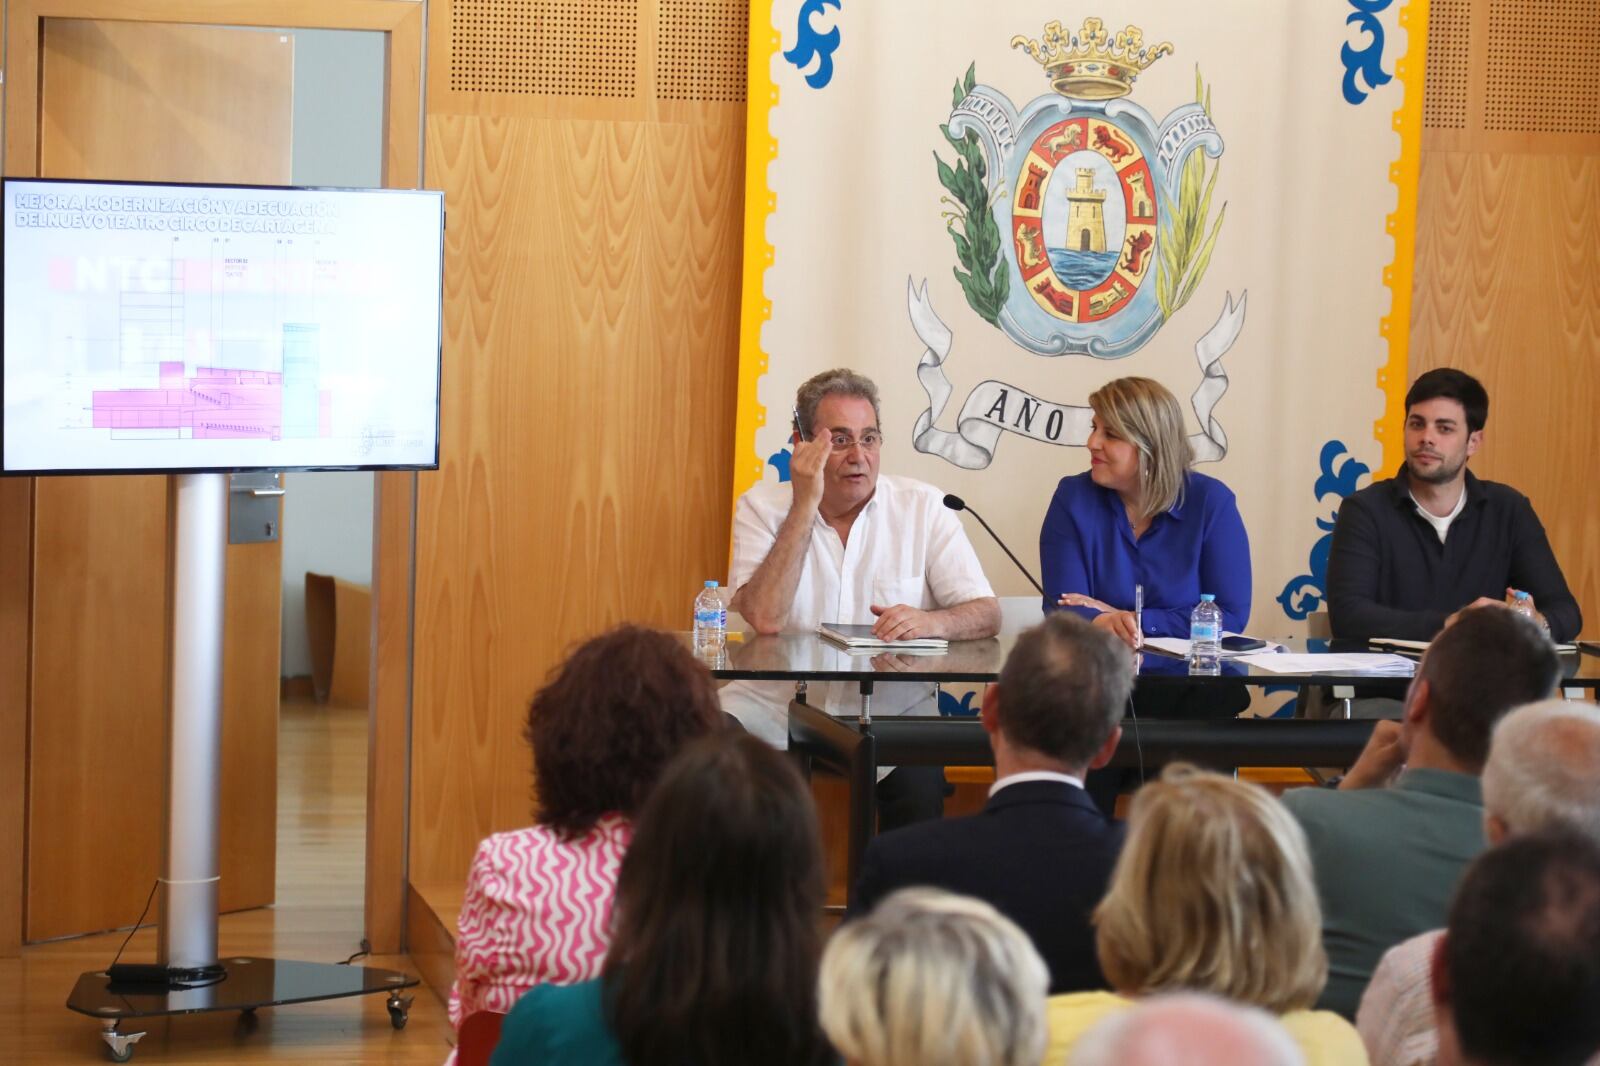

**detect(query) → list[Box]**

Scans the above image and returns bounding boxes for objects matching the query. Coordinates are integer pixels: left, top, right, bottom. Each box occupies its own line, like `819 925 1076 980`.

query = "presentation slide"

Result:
2 179 443 473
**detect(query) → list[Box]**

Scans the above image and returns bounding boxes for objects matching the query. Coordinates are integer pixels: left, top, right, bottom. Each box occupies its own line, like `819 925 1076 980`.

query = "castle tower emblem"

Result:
1064 169 1107 253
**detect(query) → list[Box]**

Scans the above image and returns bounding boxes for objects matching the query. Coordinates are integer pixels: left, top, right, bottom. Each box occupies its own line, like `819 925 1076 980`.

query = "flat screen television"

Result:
2 177 443 474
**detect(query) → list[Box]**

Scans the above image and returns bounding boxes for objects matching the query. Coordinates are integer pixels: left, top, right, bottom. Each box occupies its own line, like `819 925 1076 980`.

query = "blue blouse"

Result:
1039 470 1252 637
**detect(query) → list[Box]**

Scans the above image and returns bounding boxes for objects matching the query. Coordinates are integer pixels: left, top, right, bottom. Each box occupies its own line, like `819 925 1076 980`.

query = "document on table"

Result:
816 623 949 652
1141 635 1285 658
1370 636 1576 654
1236 652 1415 676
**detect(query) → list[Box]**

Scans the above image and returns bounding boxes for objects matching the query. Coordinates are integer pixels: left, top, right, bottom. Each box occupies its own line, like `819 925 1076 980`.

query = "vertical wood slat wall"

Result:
1410 0 1599 638
409 0 749 888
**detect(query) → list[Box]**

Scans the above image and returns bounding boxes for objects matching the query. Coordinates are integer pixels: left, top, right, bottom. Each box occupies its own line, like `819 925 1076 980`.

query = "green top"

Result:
489 978 625 1066
1282 768 1486 1018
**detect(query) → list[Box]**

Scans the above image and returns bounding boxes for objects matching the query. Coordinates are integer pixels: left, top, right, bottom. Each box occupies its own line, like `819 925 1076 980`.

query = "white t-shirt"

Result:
720 474 995 748
1410 485 1466 543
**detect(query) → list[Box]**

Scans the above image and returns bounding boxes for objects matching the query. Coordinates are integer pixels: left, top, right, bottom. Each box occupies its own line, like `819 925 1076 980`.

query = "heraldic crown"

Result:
1010 17 1174 100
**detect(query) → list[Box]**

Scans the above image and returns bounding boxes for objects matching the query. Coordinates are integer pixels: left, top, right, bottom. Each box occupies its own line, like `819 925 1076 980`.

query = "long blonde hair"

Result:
818 888 1049 1066
1089 377 1194 520
1093 765 1328 1014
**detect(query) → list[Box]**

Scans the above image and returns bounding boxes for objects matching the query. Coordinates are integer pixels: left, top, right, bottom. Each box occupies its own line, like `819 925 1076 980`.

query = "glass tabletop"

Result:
682 630 1600 689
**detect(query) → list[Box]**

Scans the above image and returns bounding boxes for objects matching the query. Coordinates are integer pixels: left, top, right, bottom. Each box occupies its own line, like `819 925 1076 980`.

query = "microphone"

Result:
943 494 1044 595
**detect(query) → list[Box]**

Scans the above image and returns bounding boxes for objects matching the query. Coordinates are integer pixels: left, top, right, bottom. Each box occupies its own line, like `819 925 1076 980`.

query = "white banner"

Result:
736 0 1427 653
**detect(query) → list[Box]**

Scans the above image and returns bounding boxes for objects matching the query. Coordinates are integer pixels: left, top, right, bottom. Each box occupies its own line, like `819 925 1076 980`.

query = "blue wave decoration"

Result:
1276 440 1371 622
783 0 843 89
767 447 793 482
938 688 979 717
1341 0 1394 105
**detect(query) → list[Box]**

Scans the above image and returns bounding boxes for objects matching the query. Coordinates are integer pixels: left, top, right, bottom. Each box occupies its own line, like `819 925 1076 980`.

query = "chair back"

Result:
457 1010 506 1066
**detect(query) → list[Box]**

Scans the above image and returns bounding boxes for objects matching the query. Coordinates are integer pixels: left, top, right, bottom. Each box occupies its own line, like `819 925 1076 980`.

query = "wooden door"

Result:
25 20 291 940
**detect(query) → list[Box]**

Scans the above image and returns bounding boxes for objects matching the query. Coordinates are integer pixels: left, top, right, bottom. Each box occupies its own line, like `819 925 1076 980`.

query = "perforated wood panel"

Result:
656 0 748 102
449 0 638 97
1483 0 1600 133
1423 0 1471 129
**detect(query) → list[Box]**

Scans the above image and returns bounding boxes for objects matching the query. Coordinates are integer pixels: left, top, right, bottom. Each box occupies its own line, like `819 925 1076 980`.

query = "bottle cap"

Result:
705 580 719 588
1200 593 1215 602
1513 590 1529 600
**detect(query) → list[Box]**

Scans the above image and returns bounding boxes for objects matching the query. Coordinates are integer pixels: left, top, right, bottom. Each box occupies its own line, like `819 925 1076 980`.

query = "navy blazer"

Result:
847 779 1125 995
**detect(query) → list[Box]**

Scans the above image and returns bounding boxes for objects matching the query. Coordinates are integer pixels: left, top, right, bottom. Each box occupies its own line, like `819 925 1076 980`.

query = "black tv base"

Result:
66 956 418 1062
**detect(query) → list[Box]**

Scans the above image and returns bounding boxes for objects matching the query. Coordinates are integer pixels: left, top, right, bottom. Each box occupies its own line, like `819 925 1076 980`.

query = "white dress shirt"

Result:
988 770 1085 797
720 473 995 748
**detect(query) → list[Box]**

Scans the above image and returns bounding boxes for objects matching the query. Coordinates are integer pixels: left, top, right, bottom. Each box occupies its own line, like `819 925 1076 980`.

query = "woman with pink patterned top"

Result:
445 625 722 1063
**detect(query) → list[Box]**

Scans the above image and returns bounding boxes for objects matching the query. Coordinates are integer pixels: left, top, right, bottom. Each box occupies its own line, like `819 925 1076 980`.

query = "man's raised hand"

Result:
789 434 830 512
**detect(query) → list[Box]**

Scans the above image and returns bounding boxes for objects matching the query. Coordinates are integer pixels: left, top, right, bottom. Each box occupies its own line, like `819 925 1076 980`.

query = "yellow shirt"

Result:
1044 991 1370 1065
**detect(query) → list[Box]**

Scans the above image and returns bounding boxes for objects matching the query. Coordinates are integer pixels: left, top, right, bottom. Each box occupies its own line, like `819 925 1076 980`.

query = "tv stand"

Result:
66 474 416 1061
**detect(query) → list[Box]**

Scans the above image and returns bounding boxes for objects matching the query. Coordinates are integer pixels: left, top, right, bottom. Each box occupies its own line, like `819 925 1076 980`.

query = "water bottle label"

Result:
694 607 721 627
1191 623 1219 642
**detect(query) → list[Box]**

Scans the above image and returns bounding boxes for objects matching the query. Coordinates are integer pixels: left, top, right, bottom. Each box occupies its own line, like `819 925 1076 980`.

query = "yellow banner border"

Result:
1377 0 1429 472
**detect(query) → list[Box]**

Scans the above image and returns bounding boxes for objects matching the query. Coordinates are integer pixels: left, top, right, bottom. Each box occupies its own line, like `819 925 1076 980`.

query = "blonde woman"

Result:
1041 376 1251 648
820 888 1049 1066
1045 764 1368 1066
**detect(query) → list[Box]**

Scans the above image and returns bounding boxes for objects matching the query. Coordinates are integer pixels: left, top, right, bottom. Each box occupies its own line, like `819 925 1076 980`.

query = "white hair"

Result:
1482 698 1600 844
818 887 1049 1066
1068 993 1306 1066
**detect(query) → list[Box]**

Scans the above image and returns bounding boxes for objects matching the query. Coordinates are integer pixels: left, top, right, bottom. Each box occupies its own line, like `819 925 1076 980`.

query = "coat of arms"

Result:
911 17 1246 469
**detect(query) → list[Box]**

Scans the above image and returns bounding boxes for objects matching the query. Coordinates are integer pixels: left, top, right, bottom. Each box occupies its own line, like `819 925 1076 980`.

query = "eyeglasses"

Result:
826 431 882 453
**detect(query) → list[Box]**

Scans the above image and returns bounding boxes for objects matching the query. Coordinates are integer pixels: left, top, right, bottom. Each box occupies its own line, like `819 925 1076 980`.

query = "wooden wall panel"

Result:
410 108 746 885
366 471 416 953
23 20 292 940
0 482 34 957
217 532 284 913
1410 152 1599 637
26 477 172 940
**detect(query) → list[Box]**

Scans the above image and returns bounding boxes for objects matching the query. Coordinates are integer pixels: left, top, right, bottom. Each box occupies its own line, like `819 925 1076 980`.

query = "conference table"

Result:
692 628 1600 890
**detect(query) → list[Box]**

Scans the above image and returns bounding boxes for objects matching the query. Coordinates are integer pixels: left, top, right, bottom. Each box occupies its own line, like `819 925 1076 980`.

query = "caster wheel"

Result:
108 1046 134 1064
388 1004 408 1030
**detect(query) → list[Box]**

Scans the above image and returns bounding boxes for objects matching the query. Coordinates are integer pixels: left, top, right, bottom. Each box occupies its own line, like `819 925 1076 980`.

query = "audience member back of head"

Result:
489 730 833 1066
448 624 721 1042
820 887 1049 1066
847 612 1135 994
1068 994 1307 1066
1435 830 1600 1066
1281 606 1562 1017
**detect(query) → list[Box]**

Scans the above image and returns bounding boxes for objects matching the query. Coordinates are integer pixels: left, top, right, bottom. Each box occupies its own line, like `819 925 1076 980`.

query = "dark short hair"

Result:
1444 830 1600 1066
525 624 721 838
996 613 1134 768
795 367 881 439
604 732 832 1066
1419 608 1561 770
1406 368 1489 433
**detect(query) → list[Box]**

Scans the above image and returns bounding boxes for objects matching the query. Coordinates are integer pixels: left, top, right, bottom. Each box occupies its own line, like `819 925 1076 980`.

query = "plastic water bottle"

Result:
1189 593 1222 675
693 580 726 654
1509 590 1551 637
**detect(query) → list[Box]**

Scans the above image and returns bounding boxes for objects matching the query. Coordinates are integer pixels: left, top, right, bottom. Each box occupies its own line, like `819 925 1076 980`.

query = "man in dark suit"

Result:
847 612 1134 994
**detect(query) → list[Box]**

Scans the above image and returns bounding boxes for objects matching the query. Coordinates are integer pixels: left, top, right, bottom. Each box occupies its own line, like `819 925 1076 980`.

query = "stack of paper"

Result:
1372 635 1577 654
1141 635 1285 658
1236 652 1415 676
817 623 948 652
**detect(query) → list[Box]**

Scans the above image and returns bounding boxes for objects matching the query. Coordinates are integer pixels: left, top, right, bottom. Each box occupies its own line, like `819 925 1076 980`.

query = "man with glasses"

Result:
725 368 1001 828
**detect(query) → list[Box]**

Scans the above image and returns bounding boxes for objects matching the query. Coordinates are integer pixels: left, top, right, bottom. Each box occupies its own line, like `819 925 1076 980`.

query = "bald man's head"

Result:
1069 994 1305 1066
